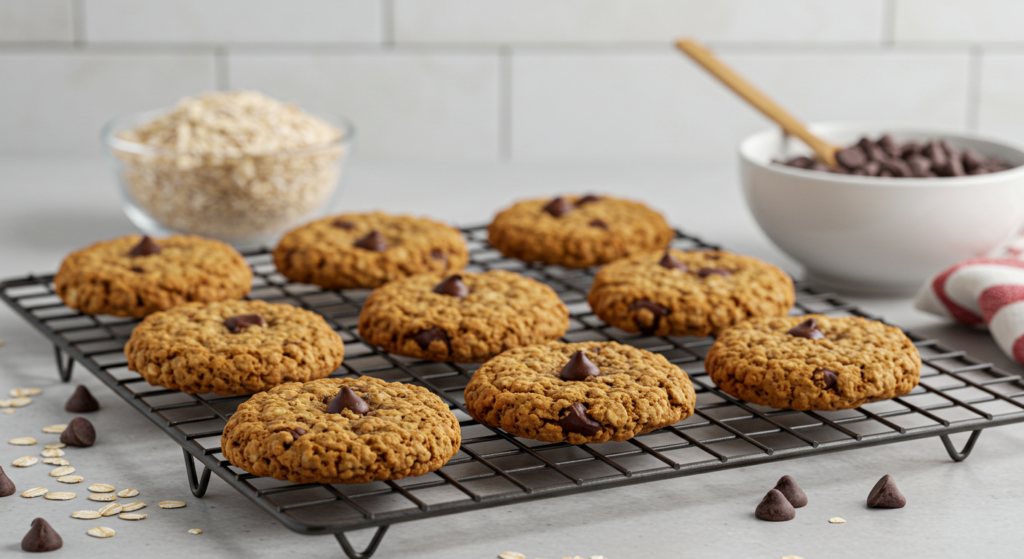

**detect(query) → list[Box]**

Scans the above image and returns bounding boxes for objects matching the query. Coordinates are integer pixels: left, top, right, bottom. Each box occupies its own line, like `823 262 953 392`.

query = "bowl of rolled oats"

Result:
103 90 352 244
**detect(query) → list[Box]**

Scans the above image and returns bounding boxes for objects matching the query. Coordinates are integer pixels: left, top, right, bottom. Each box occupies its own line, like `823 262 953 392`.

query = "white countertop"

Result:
1 157 1022 559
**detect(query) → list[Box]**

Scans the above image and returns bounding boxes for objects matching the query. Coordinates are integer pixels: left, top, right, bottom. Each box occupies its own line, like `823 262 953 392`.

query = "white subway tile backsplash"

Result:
228 52 500 161
84 0 381 44
978 54 1024 145
0 0 74 42
0 53 215 155
511 49 971 162
894 0 1024 44
394 0 885 44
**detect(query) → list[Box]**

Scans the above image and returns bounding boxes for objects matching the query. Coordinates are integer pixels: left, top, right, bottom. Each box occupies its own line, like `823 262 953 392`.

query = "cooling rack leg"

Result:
334 526 390 559
940 430 983 462
53 345 74 382
183 448 212 497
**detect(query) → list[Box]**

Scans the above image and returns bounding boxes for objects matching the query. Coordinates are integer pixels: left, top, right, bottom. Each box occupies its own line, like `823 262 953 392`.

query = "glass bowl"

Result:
102 109 354 246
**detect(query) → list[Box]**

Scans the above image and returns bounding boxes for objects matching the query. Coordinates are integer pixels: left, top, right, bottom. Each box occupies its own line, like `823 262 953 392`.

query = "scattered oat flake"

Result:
98 503 123 517
3 409 14 414
72 510 102 520
498 553 525 559
45 443 66 449
44 492 76 501
41 424 67 434
121 501 146 512
89 493 117 502
58 475 84 484
87 526 115 539
22 487 48 498
119 513 147 521
43 458 69 466
9 437 36 445
158 500 186 509
13 456 38 467
188 528 202 535
50 466 75 477
10 397 32 407
829 517 847 524
41 448 65 458
117 488 139 498
88 483 115 493
781 556 805 559
10 388 42 398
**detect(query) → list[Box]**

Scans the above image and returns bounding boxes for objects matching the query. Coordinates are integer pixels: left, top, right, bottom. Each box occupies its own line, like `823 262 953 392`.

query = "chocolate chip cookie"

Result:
221 376 460 484
125 300 345 395
487 195 674 268
273 212 469 289
704 315 921 411
358 271 570 363
463 341 696 444
55 234 252 318
587 249 795 337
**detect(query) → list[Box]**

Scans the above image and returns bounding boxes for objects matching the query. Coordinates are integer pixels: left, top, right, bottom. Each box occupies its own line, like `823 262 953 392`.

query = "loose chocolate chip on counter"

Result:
697 267 731 278
128 236 161 256
332 219 356 230
60 417 96 448
559 350 601 381
0 466 16 497
814 367 839 390
326 387 370 415
658 251 688 272
774 475 808 508
575 194 601 206
355 230 387 252
588 218 609 229
755 489 797 522
433 275 469 298
21 518 63 552
787 318 824 340
411 326 450 351
542 197 573 217
867 474 906 509
835 146 867 170
64 385 100 413
556 403 602 436
225 314 267 334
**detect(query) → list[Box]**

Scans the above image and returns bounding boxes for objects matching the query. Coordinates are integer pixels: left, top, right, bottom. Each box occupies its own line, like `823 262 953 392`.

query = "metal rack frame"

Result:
4 226 1024 559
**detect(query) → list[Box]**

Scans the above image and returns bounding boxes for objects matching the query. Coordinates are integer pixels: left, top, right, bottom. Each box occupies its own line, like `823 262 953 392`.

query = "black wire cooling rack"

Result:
4 226 1024 559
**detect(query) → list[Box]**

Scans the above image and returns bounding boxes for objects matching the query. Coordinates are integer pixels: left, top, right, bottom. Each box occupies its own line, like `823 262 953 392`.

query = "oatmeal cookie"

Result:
487 195 674 268
221 376 460 484
705 315 921 410
463 341 696 444
358 271 570 363
125 300 344 395
588 249 794 337
54 234 252 318
273 212 469 289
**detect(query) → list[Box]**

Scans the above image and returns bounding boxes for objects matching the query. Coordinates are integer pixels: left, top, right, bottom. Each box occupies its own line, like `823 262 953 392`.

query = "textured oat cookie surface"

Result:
463 341 696 444
705 315 921 411
486 195 674 268
54 234 252 318
221 376 461 484
358 270 570 363
588 249 795 337
125 300 344 396
273 212 469 289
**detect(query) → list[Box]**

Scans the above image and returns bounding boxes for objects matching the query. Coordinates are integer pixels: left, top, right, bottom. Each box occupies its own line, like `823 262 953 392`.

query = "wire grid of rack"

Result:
4 226 1024 559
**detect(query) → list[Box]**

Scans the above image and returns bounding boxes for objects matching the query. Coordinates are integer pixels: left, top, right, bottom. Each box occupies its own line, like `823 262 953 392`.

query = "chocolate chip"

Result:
128 236 161 256
867 474 906 508
60 417 96 448
411 326 449 351
542 197 572 217
658 251 688 272
863 160 881 176
878 170 893 177
130 266 144 273
809 161 831 172
629 299 669 334
64 385 99 413
559 350 601 381
575 194 601 206
814 367 839 390
332 219 356 230
224 314 266 334
901 140 923 158
556 402 602 436
433 275 469 298
0 466 15 497
21 518 62 552
962 149 986 173
878 134 900 158
430 249 446 260
697 267 730 278
835 146 867 170
787 318 824 340
881 158 912 178
937 153 966 177
923 140 948 169
588 218 609 229
326 386 370 415
773 475 808 508
355 230 387 251
755 489 796 521
858 138 888 162
906 154 932 177
783 156 813 169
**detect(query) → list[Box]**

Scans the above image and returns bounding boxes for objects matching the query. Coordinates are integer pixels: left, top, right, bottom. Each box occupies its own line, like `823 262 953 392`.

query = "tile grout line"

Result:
71 0 86 49
882 0 897 46
498 45 512 163
382 0 395 48
966 45 983 132
215 46 230 90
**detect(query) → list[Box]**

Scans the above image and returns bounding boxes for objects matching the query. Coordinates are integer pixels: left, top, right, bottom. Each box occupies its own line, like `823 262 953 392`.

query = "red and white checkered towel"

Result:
915 256 1024 364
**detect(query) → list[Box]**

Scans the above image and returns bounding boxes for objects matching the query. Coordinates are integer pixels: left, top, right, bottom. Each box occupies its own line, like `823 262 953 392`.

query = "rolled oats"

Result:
41 424 67 434
41 448 65 458
158 500 186 509
88 493 117 502
87 526 115 539
44 492 76 500
58 475 84 484
498 553 526 559
117 488 139 498
188 528 202 535
88 483 115 493
45 443 66 449
121 501 146 512
10 397 33 407
12 456 38 467
42 458 69 466
50 466 75 477
9 437 36 445
3 409 14 414
21 487 48 498
828 517 847 524
10 388 42 398
98 503 123 517
119 513 147 521
72 510 102 520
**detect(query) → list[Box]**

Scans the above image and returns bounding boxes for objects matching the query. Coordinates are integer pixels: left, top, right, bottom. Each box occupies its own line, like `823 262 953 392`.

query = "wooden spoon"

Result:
676 38 839 168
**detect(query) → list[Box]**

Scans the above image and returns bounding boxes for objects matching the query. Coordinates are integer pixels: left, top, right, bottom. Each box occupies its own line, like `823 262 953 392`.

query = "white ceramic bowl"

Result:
739 122 1024 294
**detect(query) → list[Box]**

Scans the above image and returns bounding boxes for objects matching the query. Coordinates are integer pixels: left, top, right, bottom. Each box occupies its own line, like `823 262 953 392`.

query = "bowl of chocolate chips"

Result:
739 122 1024 294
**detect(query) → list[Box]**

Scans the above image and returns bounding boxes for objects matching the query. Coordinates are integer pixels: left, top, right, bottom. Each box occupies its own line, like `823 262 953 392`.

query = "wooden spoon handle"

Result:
676 38 838 167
